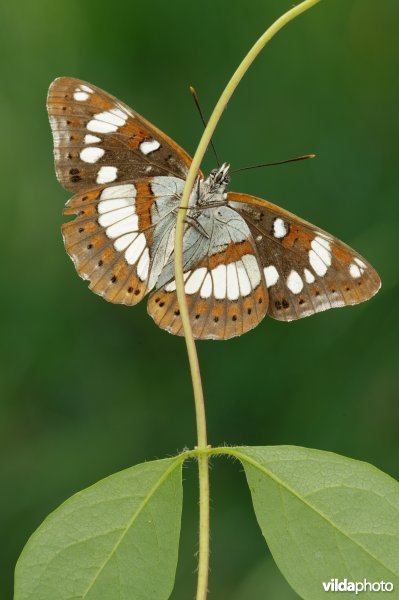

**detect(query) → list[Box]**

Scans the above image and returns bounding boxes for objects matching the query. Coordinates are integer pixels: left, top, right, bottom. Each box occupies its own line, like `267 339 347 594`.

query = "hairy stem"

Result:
173 1 322 598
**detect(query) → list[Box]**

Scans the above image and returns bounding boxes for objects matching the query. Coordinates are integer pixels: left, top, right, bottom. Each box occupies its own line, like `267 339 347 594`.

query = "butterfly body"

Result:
48 77 380 340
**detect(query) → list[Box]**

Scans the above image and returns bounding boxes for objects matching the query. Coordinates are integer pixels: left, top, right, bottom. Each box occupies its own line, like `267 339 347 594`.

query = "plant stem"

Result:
173 1 322 598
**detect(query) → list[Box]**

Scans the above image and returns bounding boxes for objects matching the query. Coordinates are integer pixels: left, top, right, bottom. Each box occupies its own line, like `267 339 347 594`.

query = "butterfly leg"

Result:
184 216 210 239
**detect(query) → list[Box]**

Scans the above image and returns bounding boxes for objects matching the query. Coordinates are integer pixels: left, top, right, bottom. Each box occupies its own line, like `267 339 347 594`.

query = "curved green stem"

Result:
173 1 322 598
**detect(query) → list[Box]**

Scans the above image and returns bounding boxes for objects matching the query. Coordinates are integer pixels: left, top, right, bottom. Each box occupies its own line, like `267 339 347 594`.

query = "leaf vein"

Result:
79 457 183 599
233 450 398 579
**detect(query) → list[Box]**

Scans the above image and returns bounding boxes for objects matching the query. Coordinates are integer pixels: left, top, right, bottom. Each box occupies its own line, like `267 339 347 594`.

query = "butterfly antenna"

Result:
232 153 316 173
189 85 221 167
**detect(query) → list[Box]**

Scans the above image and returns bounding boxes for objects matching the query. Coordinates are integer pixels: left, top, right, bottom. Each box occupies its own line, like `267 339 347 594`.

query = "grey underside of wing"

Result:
155 206 251 289
146 176 183 290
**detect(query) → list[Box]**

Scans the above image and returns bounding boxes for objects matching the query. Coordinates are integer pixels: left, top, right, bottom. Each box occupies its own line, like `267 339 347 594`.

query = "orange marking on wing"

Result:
281 225 311 250
62 219 99 244
64 188 101 211
135 181 154 228
332 244 354 264
207 240 255 269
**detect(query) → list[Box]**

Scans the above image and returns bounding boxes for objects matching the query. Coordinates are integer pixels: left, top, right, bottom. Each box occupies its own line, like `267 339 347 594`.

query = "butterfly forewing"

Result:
228 192 381 321
48 77 198 307
47 77 194 192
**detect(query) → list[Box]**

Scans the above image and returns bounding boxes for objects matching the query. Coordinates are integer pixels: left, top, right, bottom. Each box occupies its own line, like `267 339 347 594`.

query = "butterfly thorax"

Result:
197 162 230 207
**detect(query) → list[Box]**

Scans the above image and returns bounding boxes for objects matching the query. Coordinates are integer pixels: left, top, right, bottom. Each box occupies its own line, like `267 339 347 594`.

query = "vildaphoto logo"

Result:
322 579 394 594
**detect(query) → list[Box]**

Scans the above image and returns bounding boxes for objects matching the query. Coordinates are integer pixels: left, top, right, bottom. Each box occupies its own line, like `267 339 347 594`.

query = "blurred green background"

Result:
1 0 398 597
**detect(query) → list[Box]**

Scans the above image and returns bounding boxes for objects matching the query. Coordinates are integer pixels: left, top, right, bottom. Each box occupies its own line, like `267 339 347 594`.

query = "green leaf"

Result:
232 556 300 600
14 456 183 600
233 446 399 599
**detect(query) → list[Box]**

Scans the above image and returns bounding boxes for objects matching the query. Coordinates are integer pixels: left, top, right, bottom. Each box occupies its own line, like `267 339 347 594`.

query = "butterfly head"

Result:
208 162 231 189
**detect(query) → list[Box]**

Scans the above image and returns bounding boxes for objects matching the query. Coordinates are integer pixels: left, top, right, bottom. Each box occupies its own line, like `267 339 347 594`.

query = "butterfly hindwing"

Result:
47 77 194 193
62 177 186 305
228 192 381 321
148 206 269 340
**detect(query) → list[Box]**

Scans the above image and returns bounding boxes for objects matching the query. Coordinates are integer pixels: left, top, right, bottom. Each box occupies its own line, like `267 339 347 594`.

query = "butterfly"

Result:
47 77 381 340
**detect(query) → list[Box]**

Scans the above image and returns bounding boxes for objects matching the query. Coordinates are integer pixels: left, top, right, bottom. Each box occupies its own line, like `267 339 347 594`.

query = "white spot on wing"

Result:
309 249 328 276
95 110 127 127
165 280 177 292
227 263 239 301
96 166 117 184
212 264 227 299
87 119 118 134
106 214 138 238
287 270 303 294
114 233 137 252
304 268 315 283
74 91 89 101
98 206 135 227
200 273 212 298
311 236 332 266
349 263 362 278
236 261 251 296
241 254 261 288
137 248 150 281
139 139 161 155
98 198 135 214
80 85 93 93
84 134 101 144
264 265 279 288
110 108 128 121
315 236 331 250
354 257 367 269
100 184 136 200
80 147 104 163
125 233 146 265
273 217 287 238
185 268 207 294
